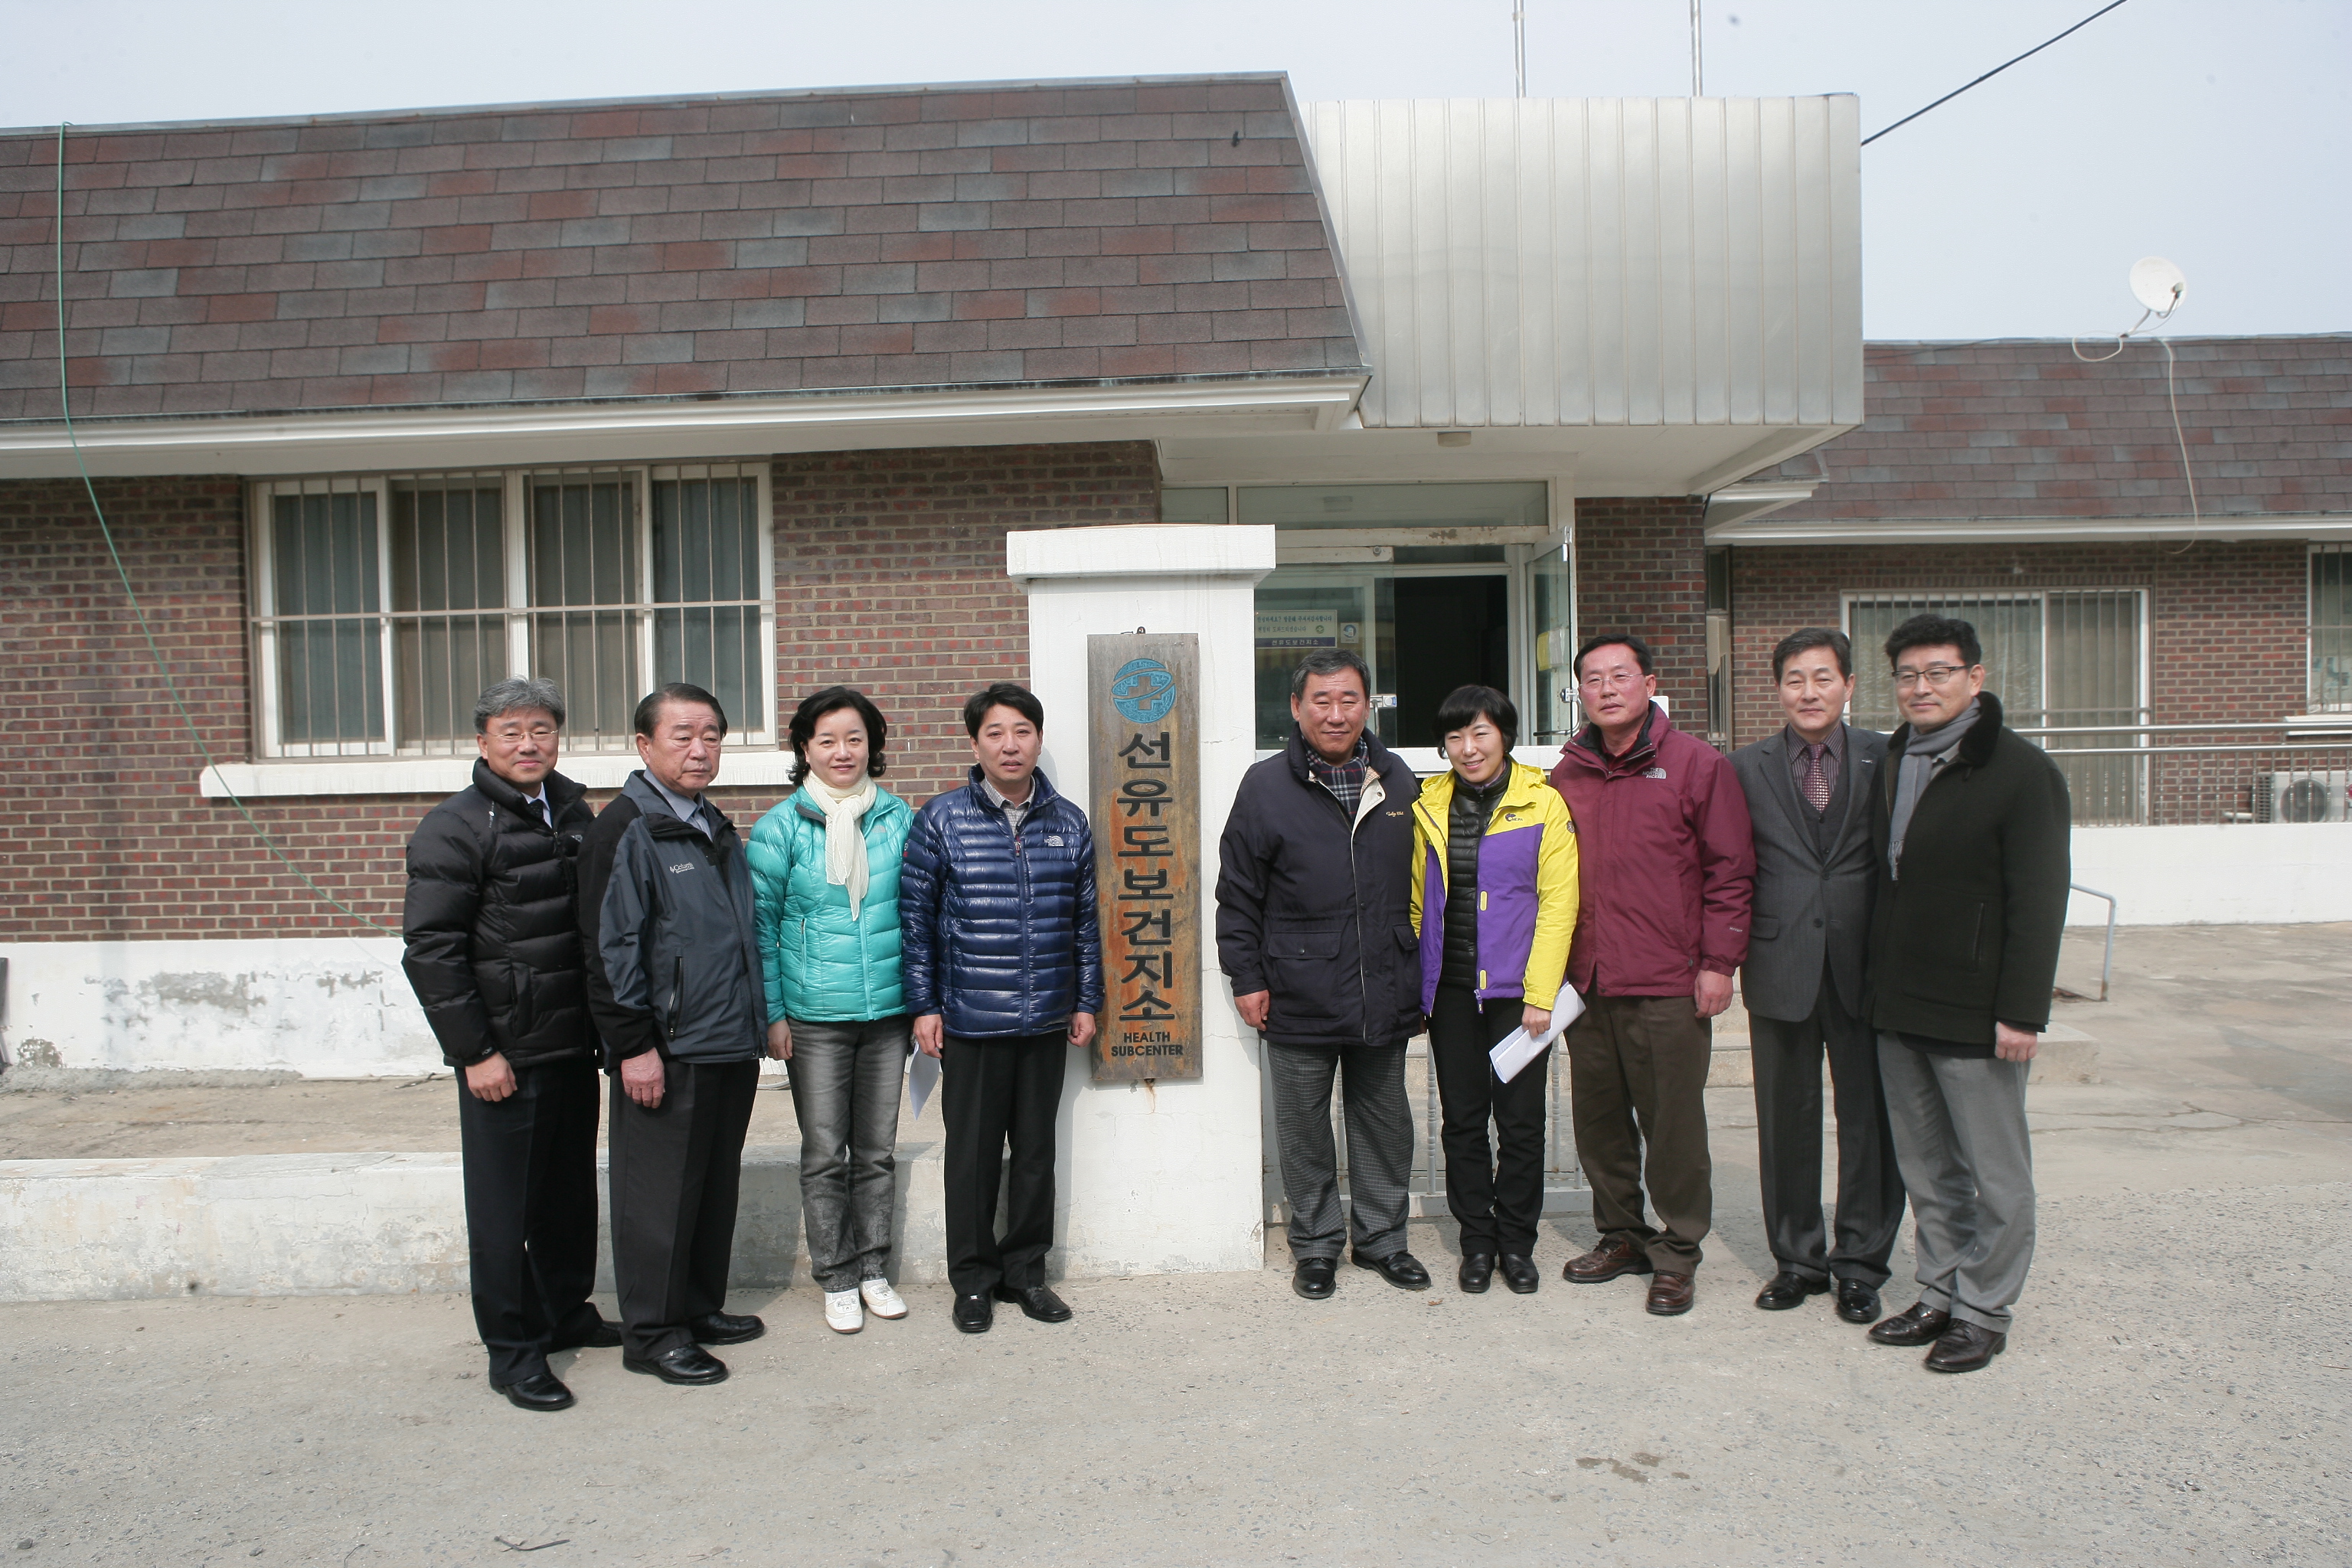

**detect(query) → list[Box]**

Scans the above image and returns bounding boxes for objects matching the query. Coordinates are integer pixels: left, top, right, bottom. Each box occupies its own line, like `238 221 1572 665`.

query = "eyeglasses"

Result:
490 726 560 742
1577 671 1647 692
1892 665 1975 691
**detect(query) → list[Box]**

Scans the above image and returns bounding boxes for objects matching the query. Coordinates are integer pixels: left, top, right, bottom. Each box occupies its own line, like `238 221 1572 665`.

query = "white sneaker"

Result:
860 1278 908 1319
824 1289 864 1334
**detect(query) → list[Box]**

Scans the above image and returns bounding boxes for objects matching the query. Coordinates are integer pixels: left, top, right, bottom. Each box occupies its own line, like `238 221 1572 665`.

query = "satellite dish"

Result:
2129 256 2187 315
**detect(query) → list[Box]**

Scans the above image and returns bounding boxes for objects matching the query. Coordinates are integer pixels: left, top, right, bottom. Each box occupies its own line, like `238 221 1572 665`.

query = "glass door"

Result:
1527 542 1576 746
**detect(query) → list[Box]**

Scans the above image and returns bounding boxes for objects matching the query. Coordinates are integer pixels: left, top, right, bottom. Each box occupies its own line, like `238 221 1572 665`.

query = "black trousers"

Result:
941 1031 1067 1297
1750 973 1907 1287
457 1056 603 1383
606 1056 760 1359
1428 985 1550 1255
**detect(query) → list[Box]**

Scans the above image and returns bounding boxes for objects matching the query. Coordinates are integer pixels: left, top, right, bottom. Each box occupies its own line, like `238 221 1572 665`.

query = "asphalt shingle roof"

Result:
0 75 1364 422
1766 336 2352 521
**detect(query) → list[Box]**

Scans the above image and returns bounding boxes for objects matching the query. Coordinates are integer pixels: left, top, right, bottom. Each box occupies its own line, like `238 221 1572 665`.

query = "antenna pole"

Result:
1514 4 1527 97
1690 0 1704 96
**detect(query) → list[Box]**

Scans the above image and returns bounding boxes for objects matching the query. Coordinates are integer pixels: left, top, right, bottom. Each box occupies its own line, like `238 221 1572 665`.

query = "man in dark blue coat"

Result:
900 681 1104 1335
1215 648 1429 1301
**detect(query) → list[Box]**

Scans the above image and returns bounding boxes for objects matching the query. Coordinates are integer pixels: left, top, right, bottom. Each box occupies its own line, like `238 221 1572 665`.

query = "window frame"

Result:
2311 544 2352 714
247 461 776 761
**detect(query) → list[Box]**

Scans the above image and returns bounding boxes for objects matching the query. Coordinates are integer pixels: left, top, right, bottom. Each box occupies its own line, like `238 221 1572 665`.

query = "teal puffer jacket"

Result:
747 786 913 1024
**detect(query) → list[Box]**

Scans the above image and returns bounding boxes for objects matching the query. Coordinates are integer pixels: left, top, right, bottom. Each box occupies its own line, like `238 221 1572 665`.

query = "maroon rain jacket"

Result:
1548 703 1755 998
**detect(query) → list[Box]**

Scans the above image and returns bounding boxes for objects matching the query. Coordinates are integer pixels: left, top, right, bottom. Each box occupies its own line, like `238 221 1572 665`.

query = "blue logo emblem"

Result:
1110 658 1178 724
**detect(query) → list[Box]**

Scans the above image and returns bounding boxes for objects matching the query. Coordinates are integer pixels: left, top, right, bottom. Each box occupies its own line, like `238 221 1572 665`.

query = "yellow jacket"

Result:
1409 760 1579 1013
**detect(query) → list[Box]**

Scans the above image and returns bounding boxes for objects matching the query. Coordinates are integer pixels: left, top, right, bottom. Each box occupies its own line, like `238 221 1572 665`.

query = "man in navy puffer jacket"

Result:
900 682 1103 1334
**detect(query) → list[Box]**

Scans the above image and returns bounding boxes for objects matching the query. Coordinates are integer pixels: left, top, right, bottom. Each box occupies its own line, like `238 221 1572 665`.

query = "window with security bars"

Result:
2312 547 2352 712
1844 590 2148 824
250 463 773 757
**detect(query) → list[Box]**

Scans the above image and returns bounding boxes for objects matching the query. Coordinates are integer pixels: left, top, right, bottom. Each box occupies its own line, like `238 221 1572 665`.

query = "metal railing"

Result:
2008 720 2352 825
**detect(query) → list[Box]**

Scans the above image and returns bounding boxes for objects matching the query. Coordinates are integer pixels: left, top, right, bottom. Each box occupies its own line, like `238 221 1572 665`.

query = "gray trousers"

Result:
1877 1035 2036 1333
786 1016 910 1292
1266 1038 1413 1262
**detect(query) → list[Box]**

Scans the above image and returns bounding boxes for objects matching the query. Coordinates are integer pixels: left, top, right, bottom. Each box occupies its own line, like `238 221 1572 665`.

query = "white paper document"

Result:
906 1049 942 1120
1488 990 1585 1084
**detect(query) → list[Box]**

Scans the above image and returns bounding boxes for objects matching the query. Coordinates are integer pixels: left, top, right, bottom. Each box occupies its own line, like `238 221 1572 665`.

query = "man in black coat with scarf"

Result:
1217 648 1429 1302
1864 614 2070 1374
403 677 617 1413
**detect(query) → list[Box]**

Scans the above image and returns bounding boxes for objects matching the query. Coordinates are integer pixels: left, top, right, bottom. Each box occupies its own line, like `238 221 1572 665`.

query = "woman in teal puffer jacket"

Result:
750 687 916 1336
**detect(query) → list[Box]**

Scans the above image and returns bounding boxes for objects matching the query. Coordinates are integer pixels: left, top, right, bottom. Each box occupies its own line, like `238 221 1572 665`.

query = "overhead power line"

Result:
1862 0 2134 147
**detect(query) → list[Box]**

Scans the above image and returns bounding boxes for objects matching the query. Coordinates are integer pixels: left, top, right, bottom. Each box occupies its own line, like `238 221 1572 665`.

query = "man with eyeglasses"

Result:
403 678 616 1413
1729 629 1905 1328
1863 614 2069 1374
1548 632 1755 1318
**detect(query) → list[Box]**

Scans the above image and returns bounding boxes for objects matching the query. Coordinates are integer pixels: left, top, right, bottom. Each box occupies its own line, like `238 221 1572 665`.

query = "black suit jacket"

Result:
1728 722 1884 1023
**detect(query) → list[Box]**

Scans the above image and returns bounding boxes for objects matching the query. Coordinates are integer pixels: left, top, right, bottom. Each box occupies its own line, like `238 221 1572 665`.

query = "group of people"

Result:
403 677 1102 1413
403 608 2069 1413
1216 613 2069 1377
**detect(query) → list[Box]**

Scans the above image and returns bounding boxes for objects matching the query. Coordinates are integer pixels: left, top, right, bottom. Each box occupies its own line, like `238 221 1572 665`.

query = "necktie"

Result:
1801 744 1831 814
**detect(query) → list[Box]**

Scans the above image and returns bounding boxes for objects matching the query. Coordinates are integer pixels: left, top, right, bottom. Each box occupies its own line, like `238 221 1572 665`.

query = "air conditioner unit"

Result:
2259 771 2352 823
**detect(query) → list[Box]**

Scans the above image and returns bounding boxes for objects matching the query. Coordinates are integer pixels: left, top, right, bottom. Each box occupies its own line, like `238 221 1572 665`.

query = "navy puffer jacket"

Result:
900 768 1105 1039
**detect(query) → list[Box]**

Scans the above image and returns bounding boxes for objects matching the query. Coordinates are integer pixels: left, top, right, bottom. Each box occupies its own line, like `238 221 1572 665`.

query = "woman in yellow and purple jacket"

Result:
1410 683 1580 1298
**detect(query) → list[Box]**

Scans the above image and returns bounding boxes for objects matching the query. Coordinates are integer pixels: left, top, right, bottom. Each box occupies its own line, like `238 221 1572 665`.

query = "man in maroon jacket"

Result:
1549 632 1755 1316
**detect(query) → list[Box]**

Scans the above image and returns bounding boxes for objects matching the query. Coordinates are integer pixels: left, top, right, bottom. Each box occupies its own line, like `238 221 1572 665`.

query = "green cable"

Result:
54 122 397 936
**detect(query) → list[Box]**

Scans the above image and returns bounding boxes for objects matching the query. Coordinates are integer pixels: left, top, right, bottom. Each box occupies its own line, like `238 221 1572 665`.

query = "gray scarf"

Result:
1887 697 1981 878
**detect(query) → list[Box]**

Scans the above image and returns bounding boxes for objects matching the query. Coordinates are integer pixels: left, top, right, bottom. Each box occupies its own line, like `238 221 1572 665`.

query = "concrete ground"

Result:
4 923 2350 1566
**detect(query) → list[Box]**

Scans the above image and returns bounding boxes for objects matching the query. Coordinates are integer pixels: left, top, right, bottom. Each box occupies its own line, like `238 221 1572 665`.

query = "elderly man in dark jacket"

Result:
579 681 769 1387
900 682 1103 1336
1864 614 2070 1375
403 677 616 1413
1216 648 1428 1302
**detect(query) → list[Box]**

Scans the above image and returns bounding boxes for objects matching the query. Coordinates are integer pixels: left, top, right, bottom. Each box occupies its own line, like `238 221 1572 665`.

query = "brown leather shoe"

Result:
1867 1301 1952 1347
1563 1235 1653 1284
1645 1272 1695 1315
1923 1321 2007 1374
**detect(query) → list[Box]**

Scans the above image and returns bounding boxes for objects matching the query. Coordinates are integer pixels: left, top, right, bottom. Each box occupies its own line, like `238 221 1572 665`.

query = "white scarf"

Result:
806 774 878 917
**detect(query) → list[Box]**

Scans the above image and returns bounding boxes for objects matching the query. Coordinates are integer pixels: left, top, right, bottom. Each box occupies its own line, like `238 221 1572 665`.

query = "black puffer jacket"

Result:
1439 773 1504 988
401 760 595 1069
1214 730 1423 1047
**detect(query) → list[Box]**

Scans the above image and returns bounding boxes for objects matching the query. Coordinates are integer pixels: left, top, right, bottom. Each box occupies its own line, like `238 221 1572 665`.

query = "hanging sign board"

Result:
1086 632 1204 1082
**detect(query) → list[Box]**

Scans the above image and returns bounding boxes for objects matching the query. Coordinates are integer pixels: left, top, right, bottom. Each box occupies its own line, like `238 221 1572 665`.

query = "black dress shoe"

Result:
548 1317 622 1351
623 1344 728 1385
687 1311 765 1346
1498 1254 1541 1295
1755 1270 1831 1312
1924 1321 2007 1374
952 1292 994 1333
1292 1258 1338 1300
1835 1279 1882 1325
991 1284 1073 1323
1459 1253 1496 1293
490 1370 574 1412
1867 1301 1952 1347
1353 1250 1432 1290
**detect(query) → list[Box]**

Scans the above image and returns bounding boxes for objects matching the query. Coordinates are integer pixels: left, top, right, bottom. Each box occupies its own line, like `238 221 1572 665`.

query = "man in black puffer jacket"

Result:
1216 648 1429 1302
901 682 1103 1336
402 677 615 1413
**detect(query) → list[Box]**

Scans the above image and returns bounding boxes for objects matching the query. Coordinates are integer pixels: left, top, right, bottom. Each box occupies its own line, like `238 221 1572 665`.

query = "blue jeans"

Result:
786 1016 910 1292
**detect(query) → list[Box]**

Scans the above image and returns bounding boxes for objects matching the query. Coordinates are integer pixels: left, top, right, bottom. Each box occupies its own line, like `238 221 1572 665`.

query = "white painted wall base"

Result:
2065 824 2352 926
0 1142 952 1304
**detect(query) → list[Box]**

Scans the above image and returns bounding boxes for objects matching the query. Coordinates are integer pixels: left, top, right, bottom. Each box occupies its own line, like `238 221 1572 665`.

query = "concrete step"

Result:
0 1140 952 1304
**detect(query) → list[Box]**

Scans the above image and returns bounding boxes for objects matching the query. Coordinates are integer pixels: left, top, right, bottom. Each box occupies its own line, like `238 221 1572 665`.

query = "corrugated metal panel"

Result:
1305 98 1862 431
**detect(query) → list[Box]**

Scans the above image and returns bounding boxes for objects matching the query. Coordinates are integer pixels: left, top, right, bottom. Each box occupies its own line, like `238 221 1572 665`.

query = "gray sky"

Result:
4 0 2342 341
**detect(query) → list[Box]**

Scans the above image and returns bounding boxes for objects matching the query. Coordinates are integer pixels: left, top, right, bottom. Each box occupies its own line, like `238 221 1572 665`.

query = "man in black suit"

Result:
1728 629 1906 1327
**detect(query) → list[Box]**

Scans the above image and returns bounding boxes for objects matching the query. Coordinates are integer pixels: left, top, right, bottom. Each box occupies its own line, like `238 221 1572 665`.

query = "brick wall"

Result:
1728 539 2309 822
770 441 1160 802
1574 496 1710 715
0 442 1155 942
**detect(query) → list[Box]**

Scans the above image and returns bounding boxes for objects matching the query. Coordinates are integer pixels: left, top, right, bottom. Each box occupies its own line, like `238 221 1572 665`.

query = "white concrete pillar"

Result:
1005 523 1276 1277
